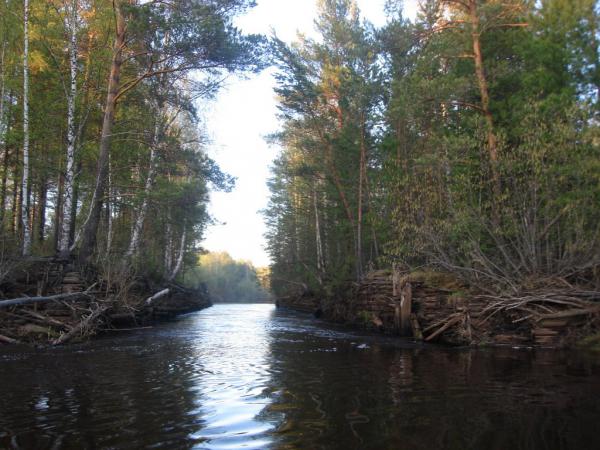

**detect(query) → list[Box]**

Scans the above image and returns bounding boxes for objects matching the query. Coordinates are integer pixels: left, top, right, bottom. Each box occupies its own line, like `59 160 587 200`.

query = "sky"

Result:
201 0 417 267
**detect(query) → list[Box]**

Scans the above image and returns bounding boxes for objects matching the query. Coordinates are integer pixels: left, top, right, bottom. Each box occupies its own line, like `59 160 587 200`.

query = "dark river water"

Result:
1 304 599 450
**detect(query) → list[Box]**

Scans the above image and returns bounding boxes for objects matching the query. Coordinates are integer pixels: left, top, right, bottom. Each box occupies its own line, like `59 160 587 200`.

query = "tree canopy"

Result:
0 0 265 283
265 0 600 297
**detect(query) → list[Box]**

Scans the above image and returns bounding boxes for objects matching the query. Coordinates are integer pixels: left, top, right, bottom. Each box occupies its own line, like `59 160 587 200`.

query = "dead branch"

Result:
425 314 464 342
51 305 108 346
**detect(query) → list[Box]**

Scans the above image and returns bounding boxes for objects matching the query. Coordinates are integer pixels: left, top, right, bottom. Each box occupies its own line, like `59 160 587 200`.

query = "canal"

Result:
0 304 599 449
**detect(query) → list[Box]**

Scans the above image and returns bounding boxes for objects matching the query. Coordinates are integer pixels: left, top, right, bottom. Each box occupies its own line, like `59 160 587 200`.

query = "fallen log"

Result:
0 285 98 309
20 309 72 330
145 288 170 306
0 334 22 345
425 314 463 342
537 306 600 321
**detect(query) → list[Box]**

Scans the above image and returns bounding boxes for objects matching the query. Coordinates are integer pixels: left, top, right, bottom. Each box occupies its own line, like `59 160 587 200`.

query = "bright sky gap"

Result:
201 0 418 267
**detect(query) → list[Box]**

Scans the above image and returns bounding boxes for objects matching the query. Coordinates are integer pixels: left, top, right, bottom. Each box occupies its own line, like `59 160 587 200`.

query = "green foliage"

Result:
266 0 600 297
0 0 265 284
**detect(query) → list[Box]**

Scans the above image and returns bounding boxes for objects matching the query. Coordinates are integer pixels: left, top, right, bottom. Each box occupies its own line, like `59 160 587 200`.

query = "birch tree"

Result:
21 0 31 256
57 0 78 258
124 114 159 258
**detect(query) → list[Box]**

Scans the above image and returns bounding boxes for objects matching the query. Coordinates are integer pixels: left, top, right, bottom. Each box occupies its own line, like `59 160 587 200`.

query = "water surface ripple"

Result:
0 304 599 449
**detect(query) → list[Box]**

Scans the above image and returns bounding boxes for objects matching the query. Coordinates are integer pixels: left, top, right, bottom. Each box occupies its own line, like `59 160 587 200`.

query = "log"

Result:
537 306 600 321
0 334 23 345
0 291 94 309
425 315 463 342
422 313 462 334
145 288 170 306
20 309 71 330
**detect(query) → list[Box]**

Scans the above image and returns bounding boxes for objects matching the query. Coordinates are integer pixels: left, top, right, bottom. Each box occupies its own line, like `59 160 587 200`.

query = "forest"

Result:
0 0 264 281
186 251 272 303
265 0 600 301
0 0 598 339
0 1 599 447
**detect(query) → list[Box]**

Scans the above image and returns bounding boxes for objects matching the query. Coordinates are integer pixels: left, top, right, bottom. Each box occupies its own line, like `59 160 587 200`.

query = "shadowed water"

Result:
0 304 599 449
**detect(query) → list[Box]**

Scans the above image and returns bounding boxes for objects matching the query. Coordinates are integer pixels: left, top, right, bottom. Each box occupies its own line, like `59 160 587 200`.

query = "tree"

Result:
21 0 31 256
266 0 600 297
186 252 272 303
78 0 265 262
57 0 79 258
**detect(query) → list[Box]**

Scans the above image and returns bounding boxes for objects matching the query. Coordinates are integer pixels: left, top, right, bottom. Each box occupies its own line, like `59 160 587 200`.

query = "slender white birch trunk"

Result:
0 39 6 146
106 153 113 254
168 223 186 282
164 218 173 275
21 0 31 256
125 117 160 258
58 0 78 258
0 37 6 217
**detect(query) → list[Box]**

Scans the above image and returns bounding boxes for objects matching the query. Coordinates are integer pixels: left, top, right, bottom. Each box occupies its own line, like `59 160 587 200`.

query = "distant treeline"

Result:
186 252 272 303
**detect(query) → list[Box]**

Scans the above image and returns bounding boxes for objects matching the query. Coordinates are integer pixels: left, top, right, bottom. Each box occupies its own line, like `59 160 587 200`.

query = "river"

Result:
0 303 599 449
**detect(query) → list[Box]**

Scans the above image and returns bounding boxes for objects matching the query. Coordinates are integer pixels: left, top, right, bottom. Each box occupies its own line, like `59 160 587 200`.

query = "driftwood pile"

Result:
279 269 600 347
353 270 600 346
0 257 211 346
349 270 475 344
475 290 600 346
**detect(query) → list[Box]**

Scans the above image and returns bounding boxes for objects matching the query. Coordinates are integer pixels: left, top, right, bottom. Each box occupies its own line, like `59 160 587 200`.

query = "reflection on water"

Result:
0 304 599 449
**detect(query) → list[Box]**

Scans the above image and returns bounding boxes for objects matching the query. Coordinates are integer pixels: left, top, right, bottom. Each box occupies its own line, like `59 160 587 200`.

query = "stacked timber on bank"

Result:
278 269 600 348
0 257 211 346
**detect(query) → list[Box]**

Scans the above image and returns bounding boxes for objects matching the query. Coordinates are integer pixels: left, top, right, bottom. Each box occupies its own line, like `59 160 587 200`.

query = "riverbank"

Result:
277 270 600 349
0 257 211 346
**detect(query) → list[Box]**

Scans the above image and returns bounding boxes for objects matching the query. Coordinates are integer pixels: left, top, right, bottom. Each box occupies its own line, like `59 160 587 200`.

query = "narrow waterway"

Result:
0 304 599 449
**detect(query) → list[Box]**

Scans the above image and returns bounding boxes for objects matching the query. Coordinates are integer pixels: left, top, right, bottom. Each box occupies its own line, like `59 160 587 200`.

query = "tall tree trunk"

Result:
69 161 81 246
106 154 113 254
468 0 500 200
79 0 126 262
313 183 324 283
125 117 159 258
54 171 64 252
21 0 31 256
37 177 46 243
164 212 173 276
11 148 19 236
0 92 13 229
0 37 6 148
322 189 330 267
168 223 186 282
58 0 78 258
0 145 9 228
356 119 367 281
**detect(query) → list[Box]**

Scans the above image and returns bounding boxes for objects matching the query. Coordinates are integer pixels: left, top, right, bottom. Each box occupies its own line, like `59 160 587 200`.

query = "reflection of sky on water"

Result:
188 304 277 449
0 304 599 449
